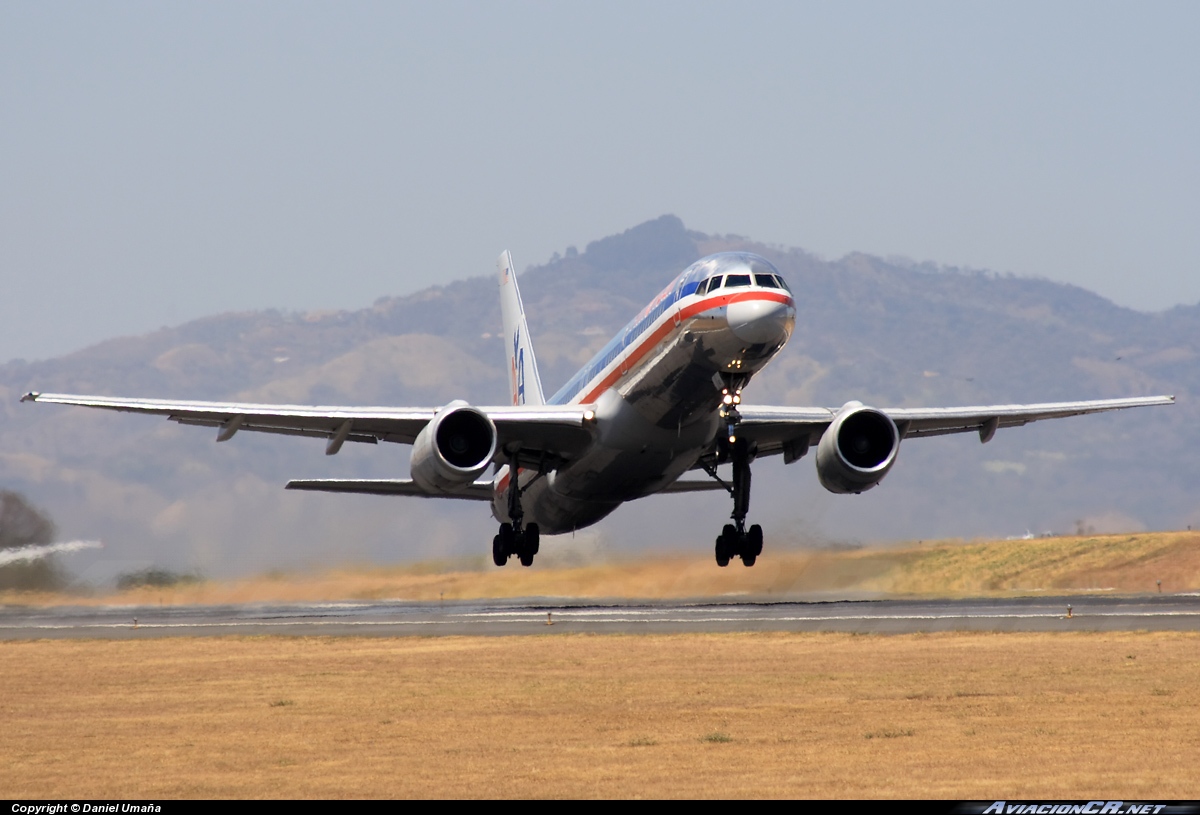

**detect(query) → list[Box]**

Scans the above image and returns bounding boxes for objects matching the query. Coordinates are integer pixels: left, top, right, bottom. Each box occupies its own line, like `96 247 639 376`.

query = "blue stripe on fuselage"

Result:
548 279 700 405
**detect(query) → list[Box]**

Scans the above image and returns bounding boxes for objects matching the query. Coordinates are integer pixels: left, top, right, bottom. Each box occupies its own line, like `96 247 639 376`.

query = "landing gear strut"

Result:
707 381 764 567
493 450 541 567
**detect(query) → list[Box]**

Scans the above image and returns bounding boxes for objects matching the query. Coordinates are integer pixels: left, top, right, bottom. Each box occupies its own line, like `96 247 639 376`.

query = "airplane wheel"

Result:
526 523 540 555
497 523 517 565
715 526 735 567
518 531 535 566
747 524 763 558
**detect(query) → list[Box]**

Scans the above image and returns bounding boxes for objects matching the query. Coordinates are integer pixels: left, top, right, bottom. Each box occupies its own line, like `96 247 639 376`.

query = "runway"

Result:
2 593 1199 638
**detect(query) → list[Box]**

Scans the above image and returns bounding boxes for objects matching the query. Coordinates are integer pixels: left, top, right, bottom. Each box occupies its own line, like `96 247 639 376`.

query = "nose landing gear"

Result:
705 381 765 567
715 434 762 567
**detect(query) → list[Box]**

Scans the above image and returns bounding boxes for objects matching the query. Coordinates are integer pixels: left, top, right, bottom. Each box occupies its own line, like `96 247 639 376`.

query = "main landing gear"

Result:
493 522 538 567
493 450 541 567
716 522 763 568
705 381 764 567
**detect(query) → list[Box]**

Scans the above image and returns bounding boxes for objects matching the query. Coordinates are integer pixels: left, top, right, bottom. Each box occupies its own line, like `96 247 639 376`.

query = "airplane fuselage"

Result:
493 252 796 533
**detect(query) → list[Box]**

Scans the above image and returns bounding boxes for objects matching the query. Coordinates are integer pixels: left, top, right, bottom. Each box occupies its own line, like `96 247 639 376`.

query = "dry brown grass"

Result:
6 530 1198 607
878 530 1200 595
2 632 1198 798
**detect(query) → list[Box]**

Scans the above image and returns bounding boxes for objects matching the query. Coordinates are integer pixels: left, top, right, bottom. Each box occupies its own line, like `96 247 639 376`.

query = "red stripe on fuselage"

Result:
496 468 514 495
577 289 793 404
493 290 792 499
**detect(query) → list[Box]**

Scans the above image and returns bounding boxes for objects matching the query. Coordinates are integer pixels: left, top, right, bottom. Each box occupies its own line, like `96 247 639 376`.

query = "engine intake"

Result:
410 401 498 493
815 402 900 494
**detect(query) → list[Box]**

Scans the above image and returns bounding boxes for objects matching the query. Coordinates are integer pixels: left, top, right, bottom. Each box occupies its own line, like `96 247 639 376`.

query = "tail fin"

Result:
497 251 546 406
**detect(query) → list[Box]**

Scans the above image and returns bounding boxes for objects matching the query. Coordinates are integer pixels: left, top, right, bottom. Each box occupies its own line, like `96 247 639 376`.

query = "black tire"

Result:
492 534 507 567
715 531 731 567
742 553 756 567
518 546 534 567
747 524 764 557
499 523 515 555
526 523 540 555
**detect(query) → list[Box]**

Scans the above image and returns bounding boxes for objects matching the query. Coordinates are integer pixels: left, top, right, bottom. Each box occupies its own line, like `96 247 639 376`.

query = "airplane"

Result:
23 251 1174 568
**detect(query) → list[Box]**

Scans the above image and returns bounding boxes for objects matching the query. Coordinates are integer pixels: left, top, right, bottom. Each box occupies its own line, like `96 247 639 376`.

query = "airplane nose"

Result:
727 297 795 345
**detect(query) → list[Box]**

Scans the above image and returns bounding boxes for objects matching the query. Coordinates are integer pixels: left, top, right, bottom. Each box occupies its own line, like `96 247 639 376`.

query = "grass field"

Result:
6 530 1198 606
3 632 1198 798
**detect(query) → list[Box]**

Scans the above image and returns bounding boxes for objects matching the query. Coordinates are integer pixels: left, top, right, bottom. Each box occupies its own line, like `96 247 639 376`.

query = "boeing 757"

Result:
23 251 1174 567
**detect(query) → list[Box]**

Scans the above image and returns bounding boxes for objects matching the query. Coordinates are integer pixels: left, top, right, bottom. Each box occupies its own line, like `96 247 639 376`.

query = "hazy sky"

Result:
2 1 1197 362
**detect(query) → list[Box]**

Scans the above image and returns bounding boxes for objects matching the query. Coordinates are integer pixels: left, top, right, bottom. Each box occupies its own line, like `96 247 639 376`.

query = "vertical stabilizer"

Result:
497 251 546 406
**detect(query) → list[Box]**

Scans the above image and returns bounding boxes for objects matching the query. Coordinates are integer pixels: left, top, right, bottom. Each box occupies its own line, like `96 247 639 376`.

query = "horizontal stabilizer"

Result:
285 478 494 501
658 479 728 494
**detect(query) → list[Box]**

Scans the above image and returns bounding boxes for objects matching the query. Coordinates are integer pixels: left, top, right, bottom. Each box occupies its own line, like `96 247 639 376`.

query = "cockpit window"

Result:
774 275 792 292
676 252 785 291
755 274 779 288
724 274 751 288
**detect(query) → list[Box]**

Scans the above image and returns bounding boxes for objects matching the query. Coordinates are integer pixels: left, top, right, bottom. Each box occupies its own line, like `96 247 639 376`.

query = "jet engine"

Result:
410 401 498 493
815 402 900 494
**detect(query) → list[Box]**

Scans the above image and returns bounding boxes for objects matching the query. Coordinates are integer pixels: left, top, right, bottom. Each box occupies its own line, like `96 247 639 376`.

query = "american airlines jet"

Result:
23 251 1173 568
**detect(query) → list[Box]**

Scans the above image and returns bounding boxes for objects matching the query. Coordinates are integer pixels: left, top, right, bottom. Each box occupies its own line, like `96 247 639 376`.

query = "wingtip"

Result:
20 391 39 403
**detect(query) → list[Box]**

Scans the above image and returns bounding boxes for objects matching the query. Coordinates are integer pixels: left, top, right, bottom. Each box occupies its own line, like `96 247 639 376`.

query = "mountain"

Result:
2 215 1195 580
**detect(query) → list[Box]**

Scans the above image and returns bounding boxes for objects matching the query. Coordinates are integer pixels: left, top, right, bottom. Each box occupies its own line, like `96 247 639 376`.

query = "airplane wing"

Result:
21 392 596 469
734 395 1176 461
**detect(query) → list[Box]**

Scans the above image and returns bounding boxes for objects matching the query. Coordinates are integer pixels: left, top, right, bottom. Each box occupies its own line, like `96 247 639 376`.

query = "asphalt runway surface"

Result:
2 593 1199 638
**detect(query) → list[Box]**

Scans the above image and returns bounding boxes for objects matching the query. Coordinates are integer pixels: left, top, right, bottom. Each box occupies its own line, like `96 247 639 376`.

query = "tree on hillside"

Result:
0 490 64 591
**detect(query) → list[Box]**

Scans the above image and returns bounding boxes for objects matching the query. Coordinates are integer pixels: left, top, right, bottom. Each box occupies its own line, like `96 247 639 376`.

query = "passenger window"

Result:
755 274 779 288
724 274 751 288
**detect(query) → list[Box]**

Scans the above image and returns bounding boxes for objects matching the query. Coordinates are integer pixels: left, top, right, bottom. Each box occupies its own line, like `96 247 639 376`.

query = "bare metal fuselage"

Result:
492 257 796 533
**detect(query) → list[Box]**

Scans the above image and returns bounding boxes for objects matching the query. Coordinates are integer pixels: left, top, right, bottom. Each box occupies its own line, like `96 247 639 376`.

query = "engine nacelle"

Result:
815 402 900 494
410 401 498 494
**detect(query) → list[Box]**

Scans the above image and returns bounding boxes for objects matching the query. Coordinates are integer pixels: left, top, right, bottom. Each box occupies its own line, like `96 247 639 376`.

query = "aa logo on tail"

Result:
511 328 526 405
